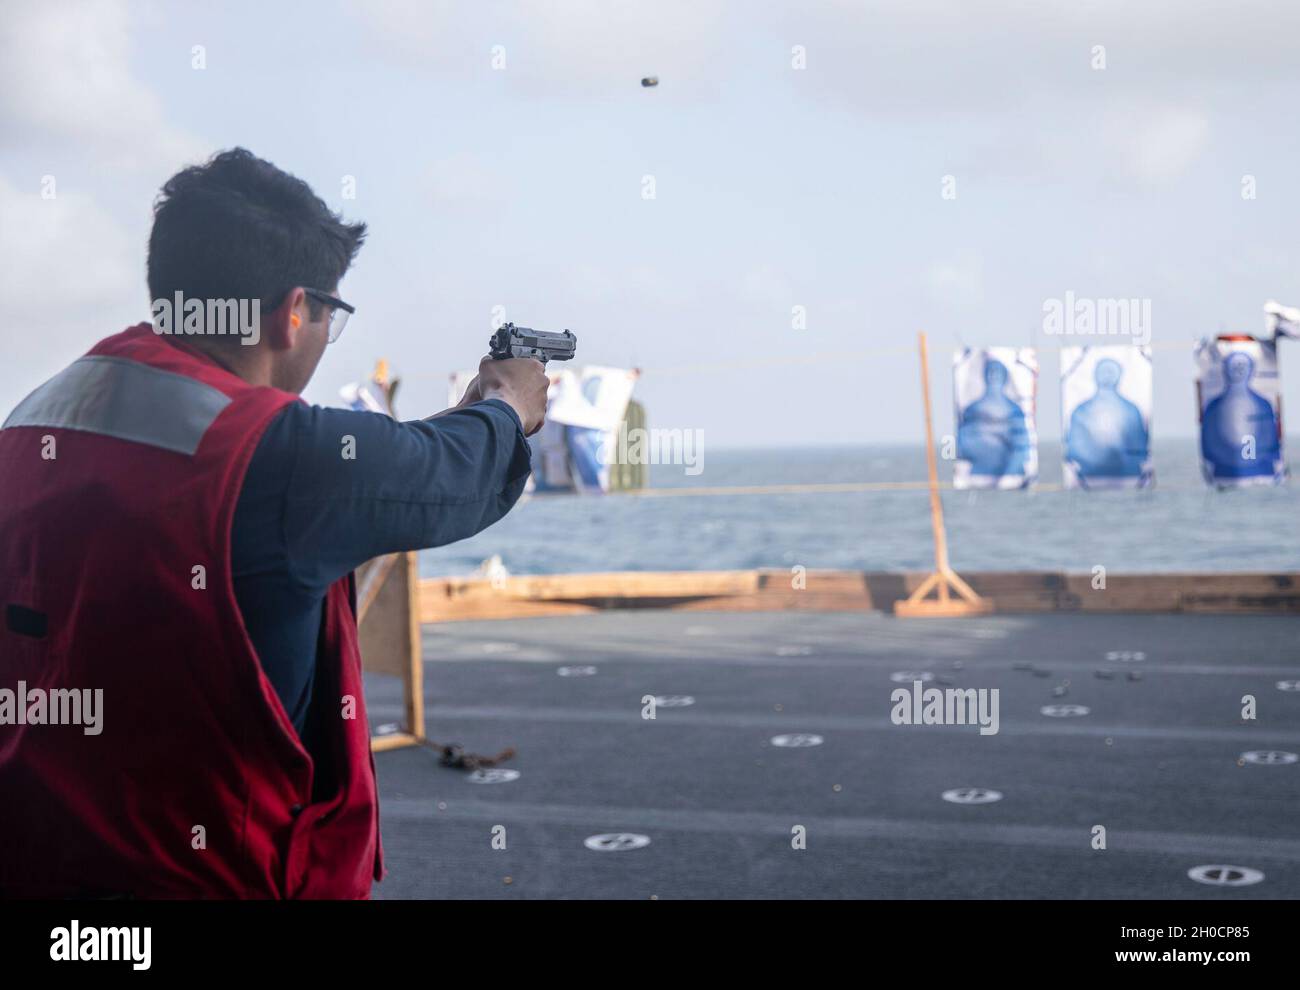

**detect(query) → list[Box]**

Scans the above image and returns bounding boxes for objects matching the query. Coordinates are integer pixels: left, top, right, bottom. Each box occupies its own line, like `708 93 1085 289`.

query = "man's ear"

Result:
264 288 308 351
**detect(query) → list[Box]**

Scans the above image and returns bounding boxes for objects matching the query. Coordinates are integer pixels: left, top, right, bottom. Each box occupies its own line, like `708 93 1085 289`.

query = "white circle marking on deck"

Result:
1241 750 1298 766
942 788 1003 805
1277 680 1300 692
770 733 823 748
557 665 598 677
466 768 520 784
584 833 651 852
890 671 934 683
653 695 695 707
1041 704 1090 717
374 723 400 736
1188 865 1264 887
1104 651 1146 662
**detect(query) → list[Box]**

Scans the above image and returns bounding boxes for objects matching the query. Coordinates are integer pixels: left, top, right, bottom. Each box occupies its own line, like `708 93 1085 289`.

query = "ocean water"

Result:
419 438 1299 577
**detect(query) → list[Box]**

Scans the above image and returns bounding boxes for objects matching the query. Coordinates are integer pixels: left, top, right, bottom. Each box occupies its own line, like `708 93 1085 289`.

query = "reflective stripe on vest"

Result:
2 355 231 456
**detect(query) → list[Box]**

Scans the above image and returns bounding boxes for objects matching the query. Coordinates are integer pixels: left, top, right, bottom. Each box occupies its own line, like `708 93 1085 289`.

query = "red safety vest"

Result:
0 324 383 898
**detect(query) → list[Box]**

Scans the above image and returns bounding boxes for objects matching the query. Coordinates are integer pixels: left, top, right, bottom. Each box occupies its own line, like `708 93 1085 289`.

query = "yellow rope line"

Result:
646 338 1204 377
404 337 1227 383
527 479 1229 499
617 481 935 497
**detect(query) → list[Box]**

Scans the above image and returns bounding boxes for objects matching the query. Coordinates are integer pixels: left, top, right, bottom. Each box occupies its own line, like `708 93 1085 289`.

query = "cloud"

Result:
0 172 144 412
772 0 1300 115
1116 108 1211 183
0 0 203 169
756 1 1278 188
424 152 509 208
344 0 730 98
565 261 695 308
0 0 203 413
740 265 795 309
927 257 985 308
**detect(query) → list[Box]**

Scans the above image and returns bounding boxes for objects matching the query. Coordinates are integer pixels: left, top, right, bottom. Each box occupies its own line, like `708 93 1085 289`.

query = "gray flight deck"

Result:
365 610 1300 899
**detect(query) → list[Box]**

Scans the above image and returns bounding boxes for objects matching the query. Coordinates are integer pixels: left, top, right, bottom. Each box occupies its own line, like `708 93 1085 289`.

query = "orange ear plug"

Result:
290 314 301 329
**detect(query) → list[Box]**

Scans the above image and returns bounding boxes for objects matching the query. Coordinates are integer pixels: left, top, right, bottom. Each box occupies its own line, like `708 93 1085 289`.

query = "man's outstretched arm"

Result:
272 397 533 586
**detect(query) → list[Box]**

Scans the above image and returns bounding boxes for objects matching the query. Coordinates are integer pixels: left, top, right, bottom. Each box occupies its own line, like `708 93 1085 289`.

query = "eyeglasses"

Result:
303 287 355 344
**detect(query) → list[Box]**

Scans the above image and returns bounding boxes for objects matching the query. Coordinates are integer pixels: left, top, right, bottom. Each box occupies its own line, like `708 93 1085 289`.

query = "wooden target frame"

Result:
894 331 991 618
356 550 426 752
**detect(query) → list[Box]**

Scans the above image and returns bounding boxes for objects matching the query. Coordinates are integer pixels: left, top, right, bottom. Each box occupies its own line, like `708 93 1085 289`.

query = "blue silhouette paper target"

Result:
1060 346 1153 490
1195 337 1285 487
953 348 1038 489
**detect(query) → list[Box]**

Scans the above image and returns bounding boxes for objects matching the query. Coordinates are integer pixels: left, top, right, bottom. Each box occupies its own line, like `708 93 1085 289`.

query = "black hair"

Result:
147 148 366 320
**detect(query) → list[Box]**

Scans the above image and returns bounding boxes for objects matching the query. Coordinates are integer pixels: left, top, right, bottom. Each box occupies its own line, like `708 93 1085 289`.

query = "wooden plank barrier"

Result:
362 563 1297 753
357 551 425 752
416 569 1300 622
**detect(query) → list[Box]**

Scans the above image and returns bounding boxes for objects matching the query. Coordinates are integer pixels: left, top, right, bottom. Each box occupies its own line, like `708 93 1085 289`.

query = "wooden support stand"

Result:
895 331 991 618
357 550 426 751
349 358 428 751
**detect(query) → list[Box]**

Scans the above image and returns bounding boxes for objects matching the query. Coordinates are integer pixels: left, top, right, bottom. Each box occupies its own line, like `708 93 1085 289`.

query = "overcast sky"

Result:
3 0 1300 447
